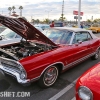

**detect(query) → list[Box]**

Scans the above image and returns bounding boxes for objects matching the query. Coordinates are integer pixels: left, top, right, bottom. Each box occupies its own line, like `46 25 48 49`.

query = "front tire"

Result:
38 66 59 88
91 49 100 60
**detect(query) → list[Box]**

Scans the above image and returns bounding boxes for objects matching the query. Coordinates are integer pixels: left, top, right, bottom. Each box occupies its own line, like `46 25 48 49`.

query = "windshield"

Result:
0 28 20 39
43 29 73 44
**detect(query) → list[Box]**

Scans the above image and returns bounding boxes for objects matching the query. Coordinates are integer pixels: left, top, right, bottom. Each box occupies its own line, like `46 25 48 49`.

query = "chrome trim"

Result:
0 65 30 84
69 32 75 45
0 50 97 84
63 52 95 70
78 86 93 100
40 52 96 78
17 61 27 79
96 46 100 51
40 62 64 77
0 57 27 79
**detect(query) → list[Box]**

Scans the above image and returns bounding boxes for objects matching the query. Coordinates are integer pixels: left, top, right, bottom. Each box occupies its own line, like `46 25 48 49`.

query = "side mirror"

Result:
75 40 82 46
78 41 82 44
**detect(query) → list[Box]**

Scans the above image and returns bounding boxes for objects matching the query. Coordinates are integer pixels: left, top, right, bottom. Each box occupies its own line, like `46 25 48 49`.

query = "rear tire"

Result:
38 65 59 88
91 49 100 60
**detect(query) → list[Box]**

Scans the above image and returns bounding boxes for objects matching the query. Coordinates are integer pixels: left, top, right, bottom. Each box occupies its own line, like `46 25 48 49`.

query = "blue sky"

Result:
0 0 100 21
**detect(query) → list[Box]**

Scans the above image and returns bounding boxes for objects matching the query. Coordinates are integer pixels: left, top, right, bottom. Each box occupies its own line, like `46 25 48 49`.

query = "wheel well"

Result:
54 63 63 74
97 47 100 51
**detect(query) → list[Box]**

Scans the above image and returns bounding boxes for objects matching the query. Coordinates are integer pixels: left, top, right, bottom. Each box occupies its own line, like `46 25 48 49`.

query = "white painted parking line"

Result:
49 79 78 100
71 97 76 100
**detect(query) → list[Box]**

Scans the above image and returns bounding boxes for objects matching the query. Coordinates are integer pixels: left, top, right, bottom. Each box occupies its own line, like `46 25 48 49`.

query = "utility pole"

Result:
45 10 52 19
61 0 64 22
78 0 81 28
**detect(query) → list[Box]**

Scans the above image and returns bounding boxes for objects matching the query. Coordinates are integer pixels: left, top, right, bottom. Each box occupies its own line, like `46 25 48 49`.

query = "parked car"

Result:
75 62 100 100
0 28 21 46
0 26 43 46
0 15 100 88
0 25 6 33
34 24 50 30
54 22 64 27
88 23 100 33
34 26 43 32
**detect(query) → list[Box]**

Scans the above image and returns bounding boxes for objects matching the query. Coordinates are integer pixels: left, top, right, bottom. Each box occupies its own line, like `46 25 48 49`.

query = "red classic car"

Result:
0 15 100 88
75 63 100 100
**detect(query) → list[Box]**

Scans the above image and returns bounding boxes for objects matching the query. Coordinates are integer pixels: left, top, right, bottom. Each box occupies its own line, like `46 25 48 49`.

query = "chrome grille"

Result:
0 57 21 74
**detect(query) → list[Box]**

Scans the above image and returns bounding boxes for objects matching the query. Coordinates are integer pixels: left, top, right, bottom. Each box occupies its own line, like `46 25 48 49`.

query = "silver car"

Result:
0 28 21 46
0 26 43 46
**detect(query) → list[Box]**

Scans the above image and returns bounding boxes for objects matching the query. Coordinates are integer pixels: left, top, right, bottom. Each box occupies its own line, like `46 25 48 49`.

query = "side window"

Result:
72 32 82 44
87 32 92 40
60 32 73 44
72 31 92 44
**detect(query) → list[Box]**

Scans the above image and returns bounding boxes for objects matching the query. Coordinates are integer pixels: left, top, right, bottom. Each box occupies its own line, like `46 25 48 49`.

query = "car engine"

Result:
0 40 54 60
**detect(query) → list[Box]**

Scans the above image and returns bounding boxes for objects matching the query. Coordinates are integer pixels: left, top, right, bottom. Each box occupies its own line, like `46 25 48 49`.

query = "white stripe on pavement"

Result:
71 97 76 100
49 79 77 100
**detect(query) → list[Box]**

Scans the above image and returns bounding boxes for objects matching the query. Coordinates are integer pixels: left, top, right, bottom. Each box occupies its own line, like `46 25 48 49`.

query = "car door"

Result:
52 30 81 67
71 31 92 61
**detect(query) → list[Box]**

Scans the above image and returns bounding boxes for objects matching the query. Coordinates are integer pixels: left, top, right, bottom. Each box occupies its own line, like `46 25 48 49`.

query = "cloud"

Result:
0 0 100 21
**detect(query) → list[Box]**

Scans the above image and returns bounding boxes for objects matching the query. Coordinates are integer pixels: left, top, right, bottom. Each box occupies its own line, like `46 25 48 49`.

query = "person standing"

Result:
50 21 54 27
80 23 83 28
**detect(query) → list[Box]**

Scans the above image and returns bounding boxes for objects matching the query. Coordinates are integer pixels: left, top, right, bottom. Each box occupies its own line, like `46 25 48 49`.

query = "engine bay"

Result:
0 40 54 60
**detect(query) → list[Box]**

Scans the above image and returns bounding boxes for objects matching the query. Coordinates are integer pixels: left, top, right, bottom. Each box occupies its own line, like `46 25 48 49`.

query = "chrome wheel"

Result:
38 66 58 88
94 50 99 59
95 53 99 59
43 66 58 86
91 49 100 60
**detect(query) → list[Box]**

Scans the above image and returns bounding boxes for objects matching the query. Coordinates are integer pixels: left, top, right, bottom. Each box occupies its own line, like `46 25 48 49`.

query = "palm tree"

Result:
19 6 23 17
12 6 16 13
59 14 66 22
8 7 12 16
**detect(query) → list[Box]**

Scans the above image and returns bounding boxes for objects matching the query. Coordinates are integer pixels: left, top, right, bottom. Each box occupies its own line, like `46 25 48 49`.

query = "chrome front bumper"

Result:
0 65 30 84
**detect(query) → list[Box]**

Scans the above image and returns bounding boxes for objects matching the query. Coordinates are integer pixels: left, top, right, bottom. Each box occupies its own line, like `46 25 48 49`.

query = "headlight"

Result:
78 86 93 100
17 62 27 79
20 71 26 79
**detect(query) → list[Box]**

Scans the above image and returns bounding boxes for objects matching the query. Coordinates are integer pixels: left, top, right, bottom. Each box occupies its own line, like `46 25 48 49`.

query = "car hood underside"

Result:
0 15 57 47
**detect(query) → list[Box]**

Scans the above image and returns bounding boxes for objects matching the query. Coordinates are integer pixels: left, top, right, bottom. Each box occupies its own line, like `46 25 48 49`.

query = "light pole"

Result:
45 10 52 19
78 0 81 28
61 0 64 22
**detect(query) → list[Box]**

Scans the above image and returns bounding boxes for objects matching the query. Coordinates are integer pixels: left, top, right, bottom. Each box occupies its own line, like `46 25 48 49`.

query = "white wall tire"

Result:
38 66 59 88
91 49 100 60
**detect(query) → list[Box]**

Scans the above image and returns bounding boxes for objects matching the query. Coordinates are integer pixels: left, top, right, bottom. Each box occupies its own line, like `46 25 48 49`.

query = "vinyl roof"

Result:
53 27 88 32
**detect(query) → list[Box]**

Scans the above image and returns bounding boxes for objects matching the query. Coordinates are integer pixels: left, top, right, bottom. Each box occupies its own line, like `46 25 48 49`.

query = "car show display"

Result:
0 15 100 88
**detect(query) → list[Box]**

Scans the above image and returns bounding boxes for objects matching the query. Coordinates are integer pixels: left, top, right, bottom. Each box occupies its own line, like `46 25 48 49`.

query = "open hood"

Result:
0 15 57 46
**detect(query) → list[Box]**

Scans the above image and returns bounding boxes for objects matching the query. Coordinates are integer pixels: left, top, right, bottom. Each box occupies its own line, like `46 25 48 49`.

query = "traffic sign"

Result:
74 16 82 19
73 11 83 16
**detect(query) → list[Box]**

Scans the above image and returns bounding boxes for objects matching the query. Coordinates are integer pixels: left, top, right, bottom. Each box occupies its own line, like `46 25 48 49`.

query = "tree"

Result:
93 19 97 23
31 19 40 24
43 18 50 24
19 6 23 17
87 19 91 23
31 19 35 23
12 6 16 13
36 19 40 24
59 14 66 22
93 18 100 23
8 7 12 16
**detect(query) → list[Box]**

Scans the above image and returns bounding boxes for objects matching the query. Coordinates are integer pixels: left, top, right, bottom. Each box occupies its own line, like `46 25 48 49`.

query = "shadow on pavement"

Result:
0 70 11 91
